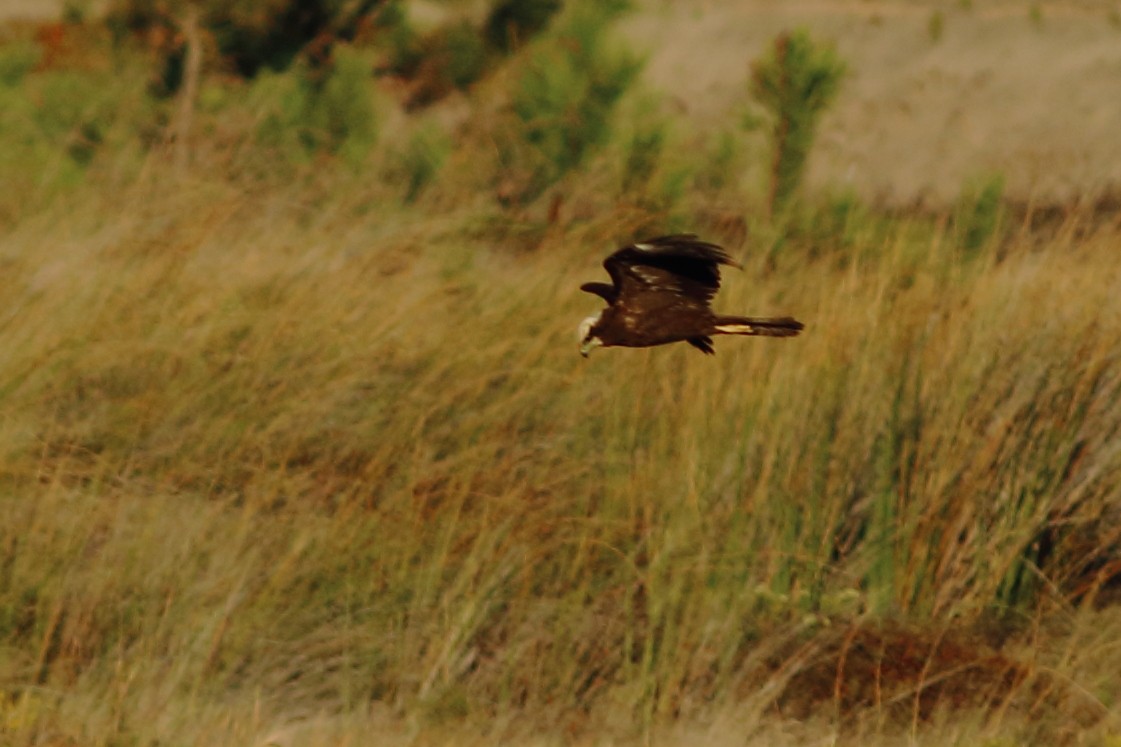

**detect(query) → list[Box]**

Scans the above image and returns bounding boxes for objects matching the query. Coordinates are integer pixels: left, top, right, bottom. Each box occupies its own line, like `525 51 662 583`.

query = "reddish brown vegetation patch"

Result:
757 620 1108 737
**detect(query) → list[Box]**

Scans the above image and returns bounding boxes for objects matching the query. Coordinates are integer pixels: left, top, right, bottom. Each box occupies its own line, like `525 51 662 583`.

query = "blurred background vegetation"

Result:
2 1 1121 745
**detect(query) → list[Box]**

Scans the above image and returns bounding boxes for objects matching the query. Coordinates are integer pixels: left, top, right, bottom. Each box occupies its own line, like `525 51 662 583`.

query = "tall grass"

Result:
3 169 1121 743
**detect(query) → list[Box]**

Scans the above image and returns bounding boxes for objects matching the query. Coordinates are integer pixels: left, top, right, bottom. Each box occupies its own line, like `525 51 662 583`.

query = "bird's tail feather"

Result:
713 316 804 337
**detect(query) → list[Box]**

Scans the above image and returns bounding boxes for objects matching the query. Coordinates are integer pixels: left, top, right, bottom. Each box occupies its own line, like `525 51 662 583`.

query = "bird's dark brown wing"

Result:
579 282 617 303
603 234 740 308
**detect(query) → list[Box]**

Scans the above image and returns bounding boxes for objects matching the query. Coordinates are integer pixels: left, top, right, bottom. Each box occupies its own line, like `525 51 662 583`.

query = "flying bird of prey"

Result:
578 234 804 356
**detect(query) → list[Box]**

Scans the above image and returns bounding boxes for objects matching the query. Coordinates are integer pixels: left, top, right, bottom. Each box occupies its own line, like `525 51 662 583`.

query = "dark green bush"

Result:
484 0 562 52
373 0 421 75
405 21 488 108
107 0 383 81
441 23 487 90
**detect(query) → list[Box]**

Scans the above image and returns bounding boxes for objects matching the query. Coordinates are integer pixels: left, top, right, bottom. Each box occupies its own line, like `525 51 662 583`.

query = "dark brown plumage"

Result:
578 234 804 356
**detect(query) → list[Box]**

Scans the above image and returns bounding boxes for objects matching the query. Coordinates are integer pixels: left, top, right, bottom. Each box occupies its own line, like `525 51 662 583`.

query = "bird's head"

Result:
578 314 603 358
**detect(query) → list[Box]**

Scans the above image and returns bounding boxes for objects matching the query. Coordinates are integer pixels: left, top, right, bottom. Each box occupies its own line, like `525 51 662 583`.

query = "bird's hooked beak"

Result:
580 337 603 358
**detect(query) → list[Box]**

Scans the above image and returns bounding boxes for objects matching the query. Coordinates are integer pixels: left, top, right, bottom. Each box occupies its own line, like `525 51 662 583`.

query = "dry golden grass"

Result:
3 162 1121 745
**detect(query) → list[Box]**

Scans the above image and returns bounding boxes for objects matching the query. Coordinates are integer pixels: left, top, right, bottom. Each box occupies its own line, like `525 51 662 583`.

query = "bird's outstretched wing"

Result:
578 282 617 303
604 234 740 307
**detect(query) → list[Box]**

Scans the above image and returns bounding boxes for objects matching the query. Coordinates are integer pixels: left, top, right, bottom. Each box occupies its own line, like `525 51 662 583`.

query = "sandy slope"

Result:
0 0 62 19
4 0 1119 205
623 0 1121 205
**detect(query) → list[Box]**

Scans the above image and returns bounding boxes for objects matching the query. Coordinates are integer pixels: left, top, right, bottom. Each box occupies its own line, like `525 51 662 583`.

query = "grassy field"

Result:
3 3 1121 745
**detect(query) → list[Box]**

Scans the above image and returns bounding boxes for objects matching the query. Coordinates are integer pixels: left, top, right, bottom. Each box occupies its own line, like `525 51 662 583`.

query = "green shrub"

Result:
505 4 641 201
612 99 694 221
406 21 489 107
692 130 740 194
621 116 666 194
248 45 378 166
313 45 379 162
750 29 845 217
953 174 1005 254
62 0 91 23
0 63 153 222
374 0 422 75
1029 3 1044 28
247 67 306 154
384 0 565 109
0 39 42 87
440 22 487 90
791 189 869 255
397 121 451 202
928 10 945 42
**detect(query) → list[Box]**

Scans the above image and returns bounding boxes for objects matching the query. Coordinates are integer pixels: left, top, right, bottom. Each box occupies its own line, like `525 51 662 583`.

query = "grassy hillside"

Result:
3 3 1121 745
